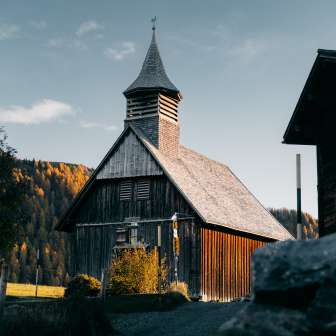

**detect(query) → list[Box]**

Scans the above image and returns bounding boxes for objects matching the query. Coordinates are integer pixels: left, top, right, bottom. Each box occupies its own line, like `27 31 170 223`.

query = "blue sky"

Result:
2 0 336 217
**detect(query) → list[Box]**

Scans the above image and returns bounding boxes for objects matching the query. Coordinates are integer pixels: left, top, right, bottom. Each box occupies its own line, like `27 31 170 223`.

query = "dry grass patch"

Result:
6 283 65 298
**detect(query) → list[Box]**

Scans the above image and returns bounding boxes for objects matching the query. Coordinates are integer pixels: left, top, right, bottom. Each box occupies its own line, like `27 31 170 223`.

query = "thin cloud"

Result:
227 38 266 62
30 20 47 30
104 42 135 61
47 38 87 50
0 23 19 40
76 20 103 37
0 99 74 125
47 38 64 48
80 121 117 131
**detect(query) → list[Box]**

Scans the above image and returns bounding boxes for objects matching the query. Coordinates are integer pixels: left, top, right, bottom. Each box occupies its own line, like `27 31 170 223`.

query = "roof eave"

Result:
283 49 336 145
283 52 320 145
206 220 294 241
55 126 134 231
123 86 182 100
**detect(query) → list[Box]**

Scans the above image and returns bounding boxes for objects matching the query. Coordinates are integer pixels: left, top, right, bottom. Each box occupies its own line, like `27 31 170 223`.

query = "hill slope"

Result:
269 208 319 239
7 160 92 285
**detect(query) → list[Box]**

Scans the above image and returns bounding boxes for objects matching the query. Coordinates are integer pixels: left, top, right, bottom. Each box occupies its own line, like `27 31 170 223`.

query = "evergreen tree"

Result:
0 127 27 255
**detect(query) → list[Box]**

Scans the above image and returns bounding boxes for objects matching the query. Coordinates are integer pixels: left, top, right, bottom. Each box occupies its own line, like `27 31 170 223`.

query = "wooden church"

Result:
284 49 336 237
57 26 292 301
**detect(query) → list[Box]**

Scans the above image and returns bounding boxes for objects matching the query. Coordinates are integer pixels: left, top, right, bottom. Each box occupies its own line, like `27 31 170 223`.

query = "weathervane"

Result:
151 16 157 31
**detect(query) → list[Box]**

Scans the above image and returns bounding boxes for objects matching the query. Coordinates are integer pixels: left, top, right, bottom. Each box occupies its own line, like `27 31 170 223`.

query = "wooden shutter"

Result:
136 179 150 200
119 181 133 201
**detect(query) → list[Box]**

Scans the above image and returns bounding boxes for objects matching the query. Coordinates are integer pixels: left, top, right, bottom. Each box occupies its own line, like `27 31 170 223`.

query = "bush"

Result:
65 274 101 298
108 248 167 295
168 281 190 300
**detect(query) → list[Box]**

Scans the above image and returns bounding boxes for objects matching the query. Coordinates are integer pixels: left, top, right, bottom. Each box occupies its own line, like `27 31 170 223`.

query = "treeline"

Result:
7 160 92 286
269 208 319 239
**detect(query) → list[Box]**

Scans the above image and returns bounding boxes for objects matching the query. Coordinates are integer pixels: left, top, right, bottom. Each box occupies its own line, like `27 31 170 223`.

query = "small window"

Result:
119 181 133 201
115 228 127 245
128 223 138 246
136 180 150 200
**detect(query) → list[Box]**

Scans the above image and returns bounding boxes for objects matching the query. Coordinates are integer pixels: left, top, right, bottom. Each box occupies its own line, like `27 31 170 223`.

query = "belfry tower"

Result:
123 24 182 158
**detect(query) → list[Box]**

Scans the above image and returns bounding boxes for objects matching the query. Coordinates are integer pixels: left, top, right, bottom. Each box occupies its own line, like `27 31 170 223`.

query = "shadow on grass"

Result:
1 297 117 336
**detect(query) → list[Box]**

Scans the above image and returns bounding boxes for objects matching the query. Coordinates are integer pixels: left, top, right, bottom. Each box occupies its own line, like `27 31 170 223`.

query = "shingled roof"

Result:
133 127 293 241
57 125 292 241
124 30 179 96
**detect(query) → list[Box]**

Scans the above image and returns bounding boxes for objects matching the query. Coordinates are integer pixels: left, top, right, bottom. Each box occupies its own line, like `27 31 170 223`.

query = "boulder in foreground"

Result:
218 233 336 335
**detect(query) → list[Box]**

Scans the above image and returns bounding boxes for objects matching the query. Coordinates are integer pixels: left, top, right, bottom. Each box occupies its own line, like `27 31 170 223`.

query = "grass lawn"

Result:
6 282 65 298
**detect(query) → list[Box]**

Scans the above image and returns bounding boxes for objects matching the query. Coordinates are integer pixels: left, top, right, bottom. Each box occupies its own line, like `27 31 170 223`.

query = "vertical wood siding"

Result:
96 130 163 179
75 219 200 295
71 175 201 296
200 227 267 302
317 143 336 236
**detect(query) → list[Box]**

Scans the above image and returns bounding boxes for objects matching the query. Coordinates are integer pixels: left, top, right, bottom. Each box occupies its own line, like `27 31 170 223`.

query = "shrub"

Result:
168 281 190 300
108 248 167 295
64 274 101 298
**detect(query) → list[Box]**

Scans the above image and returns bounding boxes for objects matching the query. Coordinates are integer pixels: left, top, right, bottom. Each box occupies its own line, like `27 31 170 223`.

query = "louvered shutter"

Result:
119 181 133 201
136 179 150 200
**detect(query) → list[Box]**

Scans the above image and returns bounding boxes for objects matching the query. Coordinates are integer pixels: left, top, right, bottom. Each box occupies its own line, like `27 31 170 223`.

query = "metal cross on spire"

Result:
151 16 157 31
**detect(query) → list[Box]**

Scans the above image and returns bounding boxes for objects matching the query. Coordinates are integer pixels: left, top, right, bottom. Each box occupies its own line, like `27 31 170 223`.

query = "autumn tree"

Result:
0 127 27 255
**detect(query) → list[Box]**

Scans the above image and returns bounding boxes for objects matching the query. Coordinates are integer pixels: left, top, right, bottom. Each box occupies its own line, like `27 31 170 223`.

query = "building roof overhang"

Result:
283 49 336 145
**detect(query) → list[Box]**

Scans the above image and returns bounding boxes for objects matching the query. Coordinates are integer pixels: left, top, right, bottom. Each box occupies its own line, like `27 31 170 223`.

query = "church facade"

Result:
57 28 292 301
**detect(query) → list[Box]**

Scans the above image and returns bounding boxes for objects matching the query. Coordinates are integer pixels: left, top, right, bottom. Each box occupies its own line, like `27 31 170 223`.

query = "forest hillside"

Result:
7 160 92 285
269 208 319 239
6 159 318 286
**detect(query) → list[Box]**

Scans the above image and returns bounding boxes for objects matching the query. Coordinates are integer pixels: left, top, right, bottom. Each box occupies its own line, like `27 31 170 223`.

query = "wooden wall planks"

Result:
200 227 267 302
97 130 163 179
75 219 200 295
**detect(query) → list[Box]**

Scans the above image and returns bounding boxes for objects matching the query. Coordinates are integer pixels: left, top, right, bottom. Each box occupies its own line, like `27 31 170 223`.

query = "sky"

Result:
2 0 336 217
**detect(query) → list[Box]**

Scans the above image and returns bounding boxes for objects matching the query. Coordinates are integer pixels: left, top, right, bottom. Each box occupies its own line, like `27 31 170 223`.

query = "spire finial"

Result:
151 16 157 31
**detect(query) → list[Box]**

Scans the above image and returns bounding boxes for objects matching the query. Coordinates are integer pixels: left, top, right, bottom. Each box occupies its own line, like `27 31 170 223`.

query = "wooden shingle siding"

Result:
200 227 267 302
97 131 163 179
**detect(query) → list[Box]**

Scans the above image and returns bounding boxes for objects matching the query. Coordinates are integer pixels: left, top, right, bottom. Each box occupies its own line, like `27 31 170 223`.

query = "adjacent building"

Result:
283 49 336 236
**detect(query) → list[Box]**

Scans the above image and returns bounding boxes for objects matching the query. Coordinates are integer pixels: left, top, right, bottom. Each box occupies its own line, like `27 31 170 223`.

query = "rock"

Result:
218 303 311 336
307 283 336 332
218 234 336 335
252 233 336 309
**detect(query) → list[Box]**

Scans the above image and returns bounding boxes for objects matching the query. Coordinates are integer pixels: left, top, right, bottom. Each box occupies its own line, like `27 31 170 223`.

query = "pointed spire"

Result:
124 24 180 97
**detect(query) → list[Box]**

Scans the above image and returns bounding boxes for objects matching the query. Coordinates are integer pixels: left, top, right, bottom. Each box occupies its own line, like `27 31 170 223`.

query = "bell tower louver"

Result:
123 26 182 158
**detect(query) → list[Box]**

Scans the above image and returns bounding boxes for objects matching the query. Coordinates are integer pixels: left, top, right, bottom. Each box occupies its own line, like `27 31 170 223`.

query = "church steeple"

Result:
124 24 182 158
123 29 180 97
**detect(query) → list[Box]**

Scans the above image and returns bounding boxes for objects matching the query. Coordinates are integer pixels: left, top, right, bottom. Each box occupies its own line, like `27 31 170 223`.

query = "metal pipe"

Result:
35 248 40 297
296 154 303 240
76 216 195 228
157 224 162 294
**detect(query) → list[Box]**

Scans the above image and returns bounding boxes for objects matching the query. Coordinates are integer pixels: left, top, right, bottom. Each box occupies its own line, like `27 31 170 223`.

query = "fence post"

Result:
0 262 8 318
157 224 162 294
100 268 108 302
